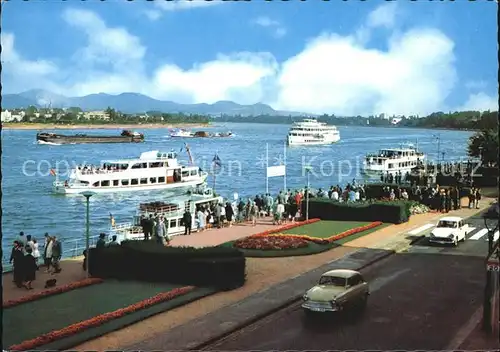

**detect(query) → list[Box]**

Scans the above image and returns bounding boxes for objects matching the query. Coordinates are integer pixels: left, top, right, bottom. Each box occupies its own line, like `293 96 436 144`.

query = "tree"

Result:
26 105 38 116
468 129 499 165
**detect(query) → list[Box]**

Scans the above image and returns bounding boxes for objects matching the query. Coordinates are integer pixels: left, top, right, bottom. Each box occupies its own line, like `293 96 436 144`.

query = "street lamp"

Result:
304 165 313 221
81 191 96 278
482 202 499 334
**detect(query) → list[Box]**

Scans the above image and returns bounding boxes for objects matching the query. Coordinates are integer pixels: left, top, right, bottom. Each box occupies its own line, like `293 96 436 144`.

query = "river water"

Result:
1 123 473 263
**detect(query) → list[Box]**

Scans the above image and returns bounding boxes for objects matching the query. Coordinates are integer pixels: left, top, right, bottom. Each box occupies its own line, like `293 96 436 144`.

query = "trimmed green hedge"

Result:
302 199 411 224
89 243 245 291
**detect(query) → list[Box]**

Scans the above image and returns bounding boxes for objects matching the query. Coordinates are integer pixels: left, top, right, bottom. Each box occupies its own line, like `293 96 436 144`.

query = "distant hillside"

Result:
2 89 306 117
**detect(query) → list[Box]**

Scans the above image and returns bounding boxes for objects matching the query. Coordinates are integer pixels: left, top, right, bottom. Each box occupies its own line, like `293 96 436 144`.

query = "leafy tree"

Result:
468 129 499 165
26 105 38 116
67 107 83 114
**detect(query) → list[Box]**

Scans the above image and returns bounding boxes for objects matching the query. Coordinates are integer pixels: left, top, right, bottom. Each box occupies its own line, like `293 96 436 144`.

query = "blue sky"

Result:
2 0 498 115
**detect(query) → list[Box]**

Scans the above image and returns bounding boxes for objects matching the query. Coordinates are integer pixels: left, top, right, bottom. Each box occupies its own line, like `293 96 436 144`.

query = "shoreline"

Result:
1 123 210 130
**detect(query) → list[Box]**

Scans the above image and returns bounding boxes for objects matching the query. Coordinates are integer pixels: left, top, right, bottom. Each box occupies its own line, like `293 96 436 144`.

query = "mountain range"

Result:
2 89 306 116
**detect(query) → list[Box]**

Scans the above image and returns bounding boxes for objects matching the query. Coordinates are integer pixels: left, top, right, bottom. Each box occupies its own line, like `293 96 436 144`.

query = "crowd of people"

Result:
9 232 62 290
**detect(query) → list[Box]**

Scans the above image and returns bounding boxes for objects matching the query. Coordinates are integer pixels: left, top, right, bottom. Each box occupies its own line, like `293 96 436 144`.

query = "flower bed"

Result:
234 235 309 250
254 218 321 237
3 278 104 309
234 221 383 250
8 286 195 351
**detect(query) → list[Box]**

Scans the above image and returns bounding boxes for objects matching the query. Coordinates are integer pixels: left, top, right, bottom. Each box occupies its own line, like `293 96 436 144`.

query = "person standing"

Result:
10 241 25 287
182 209 192 236
44 236 53 273
32 239 40 265
22 247 37 290
196 207 205 231
51 236 62 274
225 202 234 227
155 216 167 244
96 233 106 249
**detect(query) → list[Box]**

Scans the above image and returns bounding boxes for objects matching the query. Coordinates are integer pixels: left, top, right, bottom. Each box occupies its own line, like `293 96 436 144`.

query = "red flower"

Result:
234 236 309 250
3 278 104 309
8 286 195 351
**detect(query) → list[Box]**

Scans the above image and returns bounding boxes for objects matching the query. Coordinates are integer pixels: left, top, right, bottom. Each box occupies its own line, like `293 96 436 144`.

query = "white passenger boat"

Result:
170 129 194 138
361 143 425 175
287 118 340 146
53 147 208 194
110 186 223 241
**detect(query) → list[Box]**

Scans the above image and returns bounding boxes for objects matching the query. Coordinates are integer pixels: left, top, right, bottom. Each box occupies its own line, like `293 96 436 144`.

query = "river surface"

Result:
1 123 473 263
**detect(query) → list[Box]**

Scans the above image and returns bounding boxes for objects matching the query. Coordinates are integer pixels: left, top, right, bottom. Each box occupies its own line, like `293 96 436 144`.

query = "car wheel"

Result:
454 238 458 246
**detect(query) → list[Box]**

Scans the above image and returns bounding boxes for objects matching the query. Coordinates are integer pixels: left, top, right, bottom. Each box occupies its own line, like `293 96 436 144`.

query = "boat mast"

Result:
185 142 194 165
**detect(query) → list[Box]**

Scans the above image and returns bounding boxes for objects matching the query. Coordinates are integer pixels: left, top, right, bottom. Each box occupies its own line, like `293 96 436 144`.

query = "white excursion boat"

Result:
53 147 208 195
110 186 223 241
287 118 340 146
170 129 194 138
361 143 425 175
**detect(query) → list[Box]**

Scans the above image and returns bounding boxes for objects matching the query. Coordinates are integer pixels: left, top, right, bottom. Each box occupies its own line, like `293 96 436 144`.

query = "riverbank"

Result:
1 123 210 130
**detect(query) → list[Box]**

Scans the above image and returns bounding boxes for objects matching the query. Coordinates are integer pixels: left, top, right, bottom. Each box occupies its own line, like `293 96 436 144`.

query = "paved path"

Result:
2 218 276 303
206 247 486 350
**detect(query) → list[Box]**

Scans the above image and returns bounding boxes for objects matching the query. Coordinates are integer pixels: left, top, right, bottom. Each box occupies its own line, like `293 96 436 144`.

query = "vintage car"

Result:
302 269 369 314
429 216 470 246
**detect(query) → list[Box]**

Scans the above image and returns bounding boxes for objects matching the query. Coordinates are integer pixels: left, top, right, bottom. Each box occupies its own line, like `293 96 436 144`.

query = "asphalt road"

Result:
206 216 489 350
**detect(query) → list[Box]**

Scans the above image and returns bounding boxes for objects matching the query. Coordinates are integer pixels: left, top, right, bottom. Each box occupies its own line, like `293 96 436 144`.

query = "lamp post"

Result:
433 134 441 164
81 191 96 278
304 166 312 221
482 202 499 334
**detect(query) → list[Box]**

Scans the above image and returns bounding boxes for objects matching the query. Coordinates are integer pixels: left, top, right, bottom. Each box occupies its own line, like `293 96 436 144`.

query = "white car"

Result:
429 216 470 246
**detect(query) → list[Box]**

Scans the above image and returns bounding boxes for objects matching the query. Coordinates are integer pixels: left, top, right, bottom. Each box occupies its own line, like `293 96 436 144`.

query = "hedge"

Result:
301 199 411 224
88 243 245 291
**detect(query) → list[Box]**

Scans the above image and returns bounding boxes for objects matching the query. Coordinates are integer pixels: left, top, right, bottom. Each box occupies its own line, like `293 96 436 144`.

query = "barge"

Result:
36 129 144 144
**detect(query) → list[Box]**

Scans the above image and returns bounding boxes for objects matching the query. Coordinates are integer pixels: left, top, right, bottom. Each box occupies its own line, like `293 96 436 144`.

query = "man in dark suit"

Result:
182 210 192 235
140 215 149 240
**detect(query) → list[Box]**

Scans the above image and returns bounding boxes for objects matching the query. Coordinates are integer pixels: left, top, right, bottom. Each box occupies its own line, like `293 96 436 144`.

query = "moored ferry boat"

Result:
53 147 208 194
361 143 425 175
287 118 340 146
110 186 223 241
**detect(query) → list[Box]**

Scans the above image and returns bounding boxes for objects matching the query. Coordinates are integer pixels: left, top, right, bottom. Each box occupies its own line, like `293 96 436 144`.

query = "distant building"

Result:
83 111 110 120
391 117 403 125
1 110 24 122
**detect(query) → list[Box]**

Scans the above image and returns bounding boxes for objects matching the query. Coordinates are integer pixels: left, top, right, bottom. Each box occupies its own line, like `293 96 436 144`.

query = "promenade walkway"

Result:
2 217 276 304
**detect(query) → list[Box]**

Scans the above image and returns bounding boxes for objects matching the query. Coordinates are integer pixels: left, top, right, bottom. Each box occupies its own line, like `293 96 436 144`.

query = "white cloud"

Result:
456 92 498 112
144 9 162 21
1 33 58 93
253 16 287 38
465 80 487 91
5 5 498 115
367 2 397 29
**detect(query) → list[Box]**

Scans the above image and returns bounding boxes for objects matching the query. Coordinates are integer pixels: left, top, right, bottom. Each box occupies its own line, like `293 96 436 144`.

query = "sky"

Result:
2 0 498 116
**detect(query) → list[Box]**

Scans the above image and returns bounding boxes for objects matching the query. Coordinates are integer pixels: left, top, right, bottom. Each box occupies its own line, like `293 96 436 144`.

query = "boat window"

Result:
140 178 148 185
149 177 157 184
182 171 189 177
80 181 89 185
93 182 99 187
131 162 147 169
190 170 197 176
101 180 110 187
121 179 129 186
131 178 139 185
388 164 393 169
158 176 166 183
149 162 164 168
170 219 177 228
113 180 119 186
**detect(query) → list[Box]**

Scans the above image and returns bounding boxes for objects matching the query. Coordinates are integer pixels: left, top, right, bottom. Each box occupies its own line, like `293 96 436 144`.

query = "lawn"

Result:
221 220 390 257
4 280 215 349
280 220 373 238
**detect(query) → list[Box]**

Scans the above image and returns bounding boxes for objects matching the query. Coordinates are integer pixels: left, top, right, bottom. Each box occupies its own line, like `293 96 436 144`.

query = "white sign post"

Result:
265 143 287 194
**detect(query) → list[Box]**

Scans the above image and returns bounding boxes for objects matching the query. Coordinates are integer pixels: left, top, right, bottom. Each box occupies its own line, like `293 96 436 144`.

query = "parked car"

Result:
429 216 469 246
302 269 369 314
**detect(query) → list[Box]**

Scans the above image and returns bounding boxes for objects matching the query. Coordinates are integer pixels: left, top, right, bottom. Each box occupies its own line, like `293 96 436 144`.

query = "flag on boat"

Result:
212 153 222 167
50 169 57 176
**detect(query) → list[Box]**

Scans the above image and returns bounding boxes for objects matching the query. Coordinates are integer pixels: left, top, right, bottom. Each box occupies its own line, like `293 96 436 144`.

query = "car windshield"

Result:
437 221 458 228
319 276 346 286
